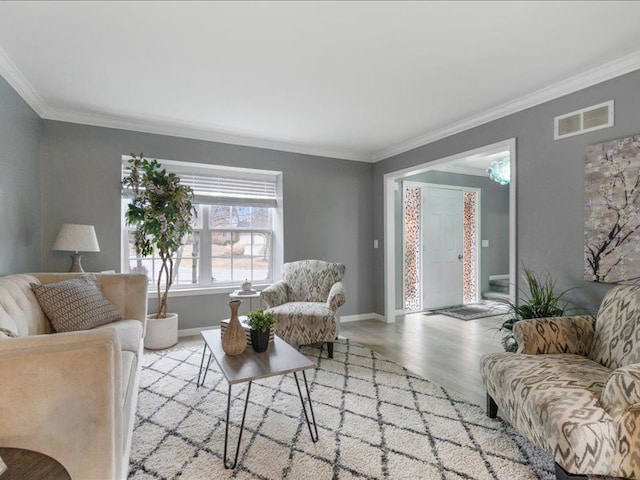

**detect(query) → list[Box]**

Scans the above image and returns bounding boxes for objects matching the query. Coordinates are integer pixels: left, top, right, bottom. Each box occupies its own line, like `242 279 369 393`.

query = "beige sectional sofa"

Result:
0 273 148 480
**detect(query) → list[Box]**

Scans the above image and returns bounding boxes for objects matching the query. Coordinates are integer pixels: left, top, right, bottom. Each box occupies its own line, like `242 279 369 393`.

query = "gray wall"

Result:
0 76 41 274
374 68 640 316
6 65 640 323
40 121 374 328
395 171 509 309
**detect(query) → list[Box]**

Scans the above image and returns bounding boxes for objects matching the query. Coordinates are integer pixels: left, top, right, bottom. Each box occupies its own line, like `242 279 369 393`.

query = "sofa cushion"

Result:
267 301 336 345
121 351 136 403
31 275 122 332
481 352 616 475
93 320 143 354
590 285 640 369
0 274 52 337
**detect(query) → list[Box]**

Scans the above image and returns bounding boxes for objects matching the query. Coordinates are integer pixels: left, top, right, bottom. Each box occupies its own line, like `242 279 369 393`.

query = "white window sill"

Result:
147 283 271 299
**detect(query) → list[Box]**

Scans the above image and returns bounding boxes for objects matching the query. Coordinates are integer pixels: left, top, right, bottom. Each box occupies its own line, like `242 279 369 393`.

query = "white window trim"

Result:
120 157 284 296
145 282 276 299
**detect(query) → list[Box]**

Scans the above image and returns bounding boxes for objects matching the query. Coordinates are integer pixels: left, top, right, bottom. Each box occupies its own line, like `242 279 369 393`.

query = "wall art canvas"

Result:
585 134 640 283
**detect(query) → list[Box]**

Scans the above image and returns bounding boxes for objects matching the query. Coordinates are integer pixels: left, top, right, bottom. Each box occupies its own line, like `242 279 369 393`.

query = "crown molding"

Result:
372 49 640 162
41 106 372 162
0 41 370 163
0 45 47 116
3 39 639 164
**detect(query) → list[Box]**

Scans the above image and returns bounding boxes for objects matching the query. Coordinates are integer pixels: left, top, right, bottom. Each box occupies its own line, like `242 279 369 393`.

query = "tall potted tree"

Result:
121 153 196 349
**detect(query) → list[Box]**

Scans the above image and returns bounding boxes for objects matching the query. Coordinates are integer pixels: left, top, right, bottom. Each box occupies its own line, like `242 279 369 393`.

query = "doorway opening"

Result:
383 138 517 322
403 183 480 311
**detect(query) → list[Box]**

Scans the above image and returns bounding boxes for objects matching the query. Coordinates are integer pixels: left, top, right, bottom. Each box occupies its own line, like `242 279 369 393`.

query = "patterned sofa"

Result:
481 285 640 480
260 259 345 358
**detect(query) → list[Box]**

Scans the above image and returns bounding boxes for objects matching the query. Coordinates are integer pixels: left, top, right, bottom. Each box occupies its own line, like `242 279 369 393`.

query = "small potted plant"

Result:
498 266 577 352
246 309 275 353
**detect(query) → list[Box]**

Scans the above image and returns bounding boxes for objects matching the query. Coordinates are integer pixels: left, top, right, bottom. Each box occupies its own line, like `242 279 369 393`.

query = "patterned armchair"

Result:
481 285 640 480
260 260 345 358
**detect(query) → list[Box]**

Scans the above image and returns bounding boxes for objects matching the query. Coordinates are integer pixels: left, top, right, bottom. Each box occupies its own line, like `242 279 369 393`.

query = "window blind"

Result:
121 157 279 207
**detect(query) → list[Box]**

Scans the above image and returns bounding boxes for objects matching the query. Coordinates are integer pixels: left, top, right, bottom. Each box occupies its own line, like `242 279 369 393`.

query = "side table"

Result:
229 290 261 313
0 447 71 480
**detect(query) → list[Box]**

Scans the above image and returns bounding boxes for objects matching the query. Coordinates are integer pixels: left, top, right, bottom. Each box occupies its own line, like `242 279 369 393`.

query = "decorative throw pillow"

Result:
31 275 122 332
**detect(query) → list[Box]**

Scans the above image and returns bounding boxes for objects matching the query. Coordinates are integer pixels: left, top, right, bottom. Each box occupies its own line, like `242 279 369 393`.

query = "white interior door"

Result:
422 186 464 309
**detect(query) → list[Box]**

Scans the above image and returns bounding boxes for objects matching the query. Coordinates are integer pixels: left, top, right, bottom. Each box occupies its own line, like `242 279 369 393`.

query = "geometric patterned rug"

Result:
128 339 556 479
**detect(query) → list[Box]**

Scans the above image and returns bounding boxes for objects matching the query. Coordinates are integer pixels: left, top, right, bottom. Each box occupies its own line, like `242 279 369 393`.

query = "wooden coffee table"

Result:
0 447 71 479
197 329 318 469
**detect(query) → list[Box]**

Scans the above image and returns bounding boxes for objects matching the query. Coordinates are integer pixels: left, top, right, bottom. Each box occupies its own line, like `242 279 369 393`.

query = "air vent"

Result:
554 100 613 140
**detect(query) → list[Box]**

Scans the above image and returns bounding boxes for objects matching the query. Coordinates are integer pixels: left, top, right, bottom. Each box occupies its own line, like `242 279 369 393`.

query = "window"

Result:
121 157 283 291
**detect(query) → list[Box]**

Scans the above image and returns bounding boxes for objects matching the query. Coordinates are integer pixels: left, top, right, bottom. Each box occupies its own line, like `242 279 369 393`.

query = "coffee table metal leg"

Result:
197 347 213 388
197 345 207 387
224 381 252 469
293 371 319 443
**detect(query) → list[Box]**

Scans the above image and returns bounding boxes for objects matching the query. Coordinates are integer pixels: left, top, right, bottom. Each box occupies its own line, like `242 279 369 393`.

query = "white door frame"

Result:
402 181 481 311
384 138 517 323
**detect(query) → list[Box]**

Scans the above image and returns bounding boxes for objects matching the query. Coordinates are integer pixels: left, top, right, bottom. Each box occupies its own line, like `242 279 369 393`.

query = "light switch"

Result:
482 240 489 247
374 239 379 249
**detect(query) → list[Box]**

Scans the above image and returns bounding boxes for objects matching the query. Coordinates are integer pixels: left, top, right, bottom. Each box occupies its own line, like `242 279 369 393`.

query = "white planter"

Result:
144 313 178 350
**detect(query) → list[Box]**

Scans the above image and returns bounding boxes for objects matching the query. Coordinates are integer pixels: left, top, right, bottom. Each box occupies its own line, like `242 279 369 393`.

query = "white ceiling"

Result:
1 1 640 162
430 151 510 178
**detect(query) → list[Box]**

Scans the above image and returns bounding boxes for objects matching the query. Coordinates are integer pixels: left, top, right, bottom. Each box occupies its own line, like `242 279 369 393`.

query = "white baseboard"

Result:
179 312 386 335
341 313 385 323
178 326 217 337
372 313 387 322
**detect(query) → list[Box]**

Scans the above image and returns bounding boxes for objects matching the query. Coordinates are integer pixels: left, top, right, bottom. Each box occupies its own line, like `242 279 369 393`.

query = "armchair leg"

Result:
327 342 334 359
554 463 586 480
486 393 498 418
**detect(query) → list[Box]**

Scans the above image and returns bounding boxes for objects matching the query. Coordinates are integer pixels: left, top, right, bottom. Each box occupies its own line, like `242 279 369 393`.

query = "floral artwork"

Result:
584 135 640 283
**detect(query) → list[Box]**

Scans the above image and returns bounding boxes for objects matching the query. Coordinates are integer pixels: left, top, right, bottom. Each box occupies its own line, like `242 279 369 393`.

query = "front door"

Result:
422 187 464 309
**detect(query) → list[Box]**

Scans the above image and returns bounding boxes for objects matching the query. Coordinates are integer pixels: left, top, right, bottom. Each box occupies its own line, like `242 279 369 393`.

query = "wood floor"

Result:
340 312 504 407
175 311 505 408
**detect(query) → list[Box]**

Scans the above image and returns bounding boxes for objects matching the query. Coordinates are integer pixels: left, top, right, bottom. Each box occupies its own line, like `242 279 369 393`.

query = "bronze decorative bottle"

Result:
222 300 246 355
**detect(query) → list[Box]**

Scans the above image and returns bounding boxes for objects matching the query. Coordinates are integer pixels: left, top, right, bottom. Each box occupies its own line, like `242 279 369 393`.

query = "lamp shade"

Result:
52 224 100 253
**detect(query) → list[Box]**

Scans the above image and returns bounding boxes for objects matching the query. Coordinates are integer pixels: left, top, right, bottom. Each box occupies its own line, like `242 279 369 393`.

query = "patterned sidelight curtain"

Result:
463 191 478 303
404 185 478 311
403 186 422 311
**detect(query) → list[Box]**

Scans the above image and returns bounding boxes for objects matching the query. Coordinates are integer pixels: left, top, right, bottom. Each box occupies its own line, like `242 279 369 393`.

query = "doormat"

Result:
425 302 509 321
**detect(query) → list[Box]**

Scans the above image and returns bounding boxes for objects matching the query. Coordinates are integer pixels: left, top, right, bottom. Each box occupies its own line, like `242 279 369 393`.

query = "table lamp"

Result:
52 224 100 272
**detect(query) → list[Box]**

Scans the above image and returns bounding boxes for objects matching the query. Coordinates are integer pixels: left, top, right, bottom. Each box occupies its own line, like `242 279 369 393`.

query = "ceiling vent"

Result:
554 100 614 140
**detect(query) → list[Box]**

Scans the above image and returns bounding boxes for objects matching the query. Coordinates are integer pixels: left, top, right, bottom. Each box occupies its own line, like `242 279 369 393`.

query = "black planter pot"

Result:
250 329 270 353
